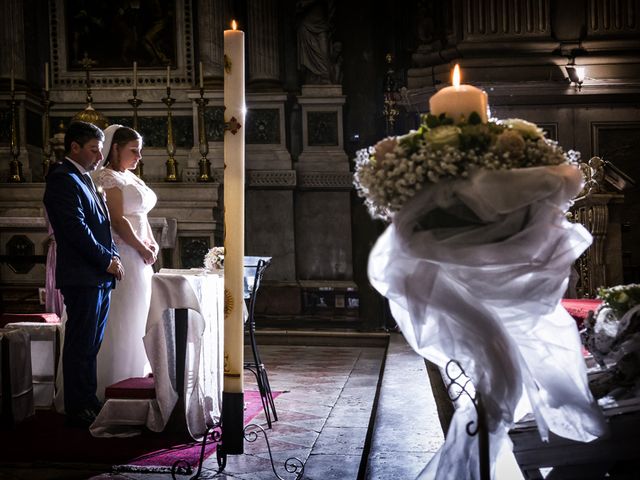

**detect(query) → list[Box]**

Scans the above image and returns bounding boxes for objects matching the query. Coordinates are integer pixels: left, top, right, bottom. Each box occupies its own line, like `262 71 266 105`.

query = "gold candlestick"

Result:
128 87 144 178
71 54 109 129
8 90 24 183
196 87 212 182
42 89 55 178
383 53 399 136
162 86 178 181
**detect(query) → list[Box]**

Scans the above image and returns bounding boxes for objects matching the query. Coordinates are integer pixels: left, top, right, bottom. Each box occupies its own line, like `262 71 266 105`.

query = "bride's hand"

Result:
139 245 157 265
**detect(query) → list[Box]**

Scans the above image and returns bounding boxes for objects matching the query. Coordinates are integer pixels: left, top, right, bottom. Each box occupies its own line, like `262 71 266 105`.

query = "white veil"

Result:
99 124 124 169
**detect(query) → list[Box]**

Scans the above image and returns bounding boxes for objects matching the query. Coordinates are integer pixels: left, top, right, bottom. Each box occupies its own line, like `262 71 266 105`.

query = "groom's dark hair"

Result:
64 121 105 153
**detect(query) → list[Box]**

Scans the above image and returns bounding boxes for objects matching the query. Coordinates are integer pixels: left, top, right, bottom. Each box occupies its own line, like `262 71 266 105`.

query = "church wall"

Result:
398 0 640 293
246 189 296 283
1 0 639 321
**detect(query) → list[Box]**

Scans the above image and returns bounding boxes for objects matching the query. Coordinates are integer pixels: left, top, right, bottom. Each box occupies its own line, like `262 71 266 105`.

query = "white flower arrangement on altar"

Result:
204 246 225 270
354 113 580 221
582 284 640 400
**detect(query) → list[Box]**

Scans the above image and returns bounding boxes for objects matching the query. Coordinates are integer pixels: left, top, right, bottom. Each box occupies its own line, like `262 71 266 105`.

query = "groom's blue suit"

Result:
44 159 118 415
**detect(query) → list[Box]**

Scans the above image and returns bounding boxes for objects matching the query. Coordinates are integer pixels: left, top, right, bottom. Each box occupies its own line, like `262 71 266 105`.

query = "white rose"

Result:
502 119 543 139
424 125 461 149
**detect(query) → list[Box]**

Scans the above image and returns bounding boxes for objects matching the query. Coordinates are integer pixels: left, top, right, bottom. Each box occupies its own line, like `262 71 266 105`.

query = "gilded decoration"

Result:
224 288 234 318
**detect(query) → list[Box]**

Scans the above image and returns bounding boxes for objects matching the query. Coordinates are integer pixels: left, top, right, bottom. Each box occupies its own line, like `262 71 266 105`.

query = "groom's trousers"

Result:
60 286 110 414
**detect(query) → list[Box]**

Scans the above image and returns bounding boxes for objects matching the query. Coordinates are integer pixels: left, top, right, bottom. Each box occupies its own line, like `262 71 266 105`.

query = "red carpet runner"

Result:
0 390 279 472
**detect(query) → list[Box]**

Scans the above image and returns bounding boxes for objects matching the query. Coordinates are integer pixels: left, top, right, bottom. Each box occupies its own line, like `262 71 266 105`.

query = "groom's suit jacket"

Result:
43 159 118 288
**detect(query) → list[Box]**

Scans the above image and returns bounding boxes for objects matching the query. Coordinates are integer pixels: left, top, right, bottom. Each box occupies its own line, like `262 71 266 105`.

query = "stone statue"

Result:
330 41 343 84
296 0 335 84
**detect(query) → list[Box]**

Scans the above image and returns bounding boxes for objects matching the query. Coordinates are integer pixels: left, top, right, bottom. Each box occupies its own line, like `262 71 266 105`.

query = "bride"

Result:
93 124 158 401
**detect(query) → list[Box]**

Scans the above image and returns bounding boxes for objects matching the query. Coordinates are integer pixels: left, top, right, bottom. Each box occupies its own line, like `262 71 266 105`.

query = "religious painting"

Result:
64 0 177 69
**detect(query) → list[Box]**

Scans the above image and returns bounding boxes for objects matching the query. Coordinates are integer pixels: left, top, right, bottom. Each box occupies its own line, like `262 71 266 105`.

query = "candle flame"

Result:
231 20 237 30
452 64 461 87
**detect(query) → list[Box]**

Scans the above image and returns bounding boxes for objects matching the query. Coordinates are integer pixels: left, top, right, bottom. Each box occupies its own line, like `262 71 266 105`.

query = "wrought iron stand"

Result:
171 422 304 480
445 359 490 480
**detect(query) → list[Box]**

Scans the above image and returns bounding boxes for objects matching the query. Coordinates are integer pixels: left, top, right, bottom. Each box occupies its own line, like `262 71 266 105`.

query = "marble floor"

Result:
0 333 446 480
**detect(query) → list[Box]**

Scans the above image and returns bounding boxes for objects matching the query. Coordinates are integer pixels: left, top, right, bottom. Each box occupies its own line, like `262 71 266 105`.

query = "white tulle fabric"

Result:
92 168 158 402
99 124 123 168
368 164 607 479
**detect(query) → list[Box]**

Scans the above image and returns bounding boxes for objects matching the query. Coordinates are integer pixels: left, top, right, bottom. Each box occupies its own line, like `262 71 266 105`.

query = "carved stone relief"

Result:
179 236 210 269
246 109 281 144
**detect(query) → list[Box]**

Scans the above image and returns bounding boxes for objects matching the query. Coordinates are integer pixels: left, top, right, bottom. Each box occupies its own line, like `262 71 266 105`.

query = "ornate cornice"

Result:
247 170 296 189
297 172 353 190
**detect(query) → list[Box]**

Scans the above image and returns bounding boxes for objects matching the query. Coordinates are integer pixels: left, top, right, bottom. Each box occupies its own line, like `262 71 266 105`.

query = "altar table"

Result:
561 298 603 326
90 269 224 439
511 394 640 478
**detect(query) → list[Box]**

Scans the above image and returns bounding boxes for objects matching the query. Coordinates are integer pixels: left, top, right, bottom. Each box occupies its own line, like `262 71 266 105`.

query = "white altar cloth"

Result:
90 269 224 439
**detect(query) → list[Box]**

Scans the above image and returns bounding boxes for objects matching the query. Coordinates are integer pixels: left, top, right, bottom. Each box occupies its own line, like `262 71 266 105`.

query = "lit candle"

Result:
223 19 245 399
429 64 488 124
199 61 204 89
166 65 171 87
133 61 137 87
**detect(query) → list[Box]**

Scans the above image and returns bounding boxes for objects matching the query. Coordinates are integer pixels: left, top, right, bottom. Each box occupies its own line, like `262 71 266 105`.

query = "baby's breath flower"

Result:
353 116 577 220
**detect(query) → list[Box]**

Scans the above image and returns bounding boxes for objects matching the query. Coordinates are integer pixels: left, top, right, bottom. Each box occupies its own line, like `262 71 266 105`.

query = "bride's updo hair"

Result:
104 126 143 169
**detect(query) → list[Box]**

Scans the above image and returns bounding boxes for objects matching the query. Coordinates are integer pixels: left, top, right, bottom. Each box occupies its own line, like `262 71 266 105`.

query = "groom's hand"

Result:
107 256 124 281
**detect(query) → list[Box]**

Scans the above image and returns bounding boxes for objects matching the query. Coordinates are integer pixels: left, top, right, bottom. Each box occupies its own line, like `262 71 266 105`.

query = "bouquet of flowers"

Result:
354 112 580 221
204 246 225 270
360 65 607 479
582 284 640 400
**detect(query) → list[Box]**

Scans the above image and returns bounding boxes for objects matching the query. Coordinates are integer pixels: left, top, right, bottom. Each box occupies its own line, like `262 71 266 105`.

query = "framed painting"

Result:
49 0 194 88
64 0 177 69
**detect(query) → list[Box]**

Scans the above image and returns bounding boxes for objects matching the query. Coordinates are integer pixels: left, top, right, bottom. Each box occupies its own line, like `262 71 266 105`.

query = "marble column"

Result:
197 0 230 81
247 0 281 85
0 0 24 84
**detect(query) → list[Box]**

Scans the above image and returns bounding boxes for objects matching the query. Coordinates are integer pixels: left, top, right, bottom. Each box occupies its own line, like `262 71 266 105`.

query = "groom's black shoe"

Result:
65 408 97 428
89 398 104 417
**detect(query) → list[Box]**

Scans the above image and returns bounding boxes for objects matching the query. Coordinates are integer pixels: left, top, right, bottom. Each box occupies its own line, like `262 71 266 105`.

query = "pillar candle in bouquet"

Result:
429 64 488 124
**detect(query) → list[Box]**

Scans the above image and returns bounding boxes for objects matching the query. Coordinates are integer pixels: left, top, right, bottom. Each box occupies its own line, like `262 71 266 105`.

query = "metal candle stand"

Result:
128 85 144 179
41 89 54 178
8 89 24 183
170 422 304 480
195 87 212 182
445 359 490 480
162 85 179 181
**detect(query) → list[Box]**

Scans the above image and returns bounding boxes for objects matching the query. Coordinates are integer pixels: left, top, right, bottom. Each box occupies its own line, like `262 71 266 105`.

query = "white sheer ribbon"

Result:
368 164 607 479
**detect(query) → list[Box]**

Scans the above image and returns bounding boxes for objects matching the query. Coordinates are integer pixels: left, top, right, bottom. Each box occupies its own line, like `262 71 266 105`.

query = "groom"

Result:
44 121 124 427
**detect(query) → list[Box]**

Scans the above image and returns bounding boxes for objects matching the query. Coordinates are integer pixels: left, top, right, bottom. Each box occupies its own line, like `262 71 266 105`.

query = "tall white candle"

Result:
166 65 171 87
44 62 49 92
133 61 138 87
199 61 204 89
223 20 245 395
429 64 488 124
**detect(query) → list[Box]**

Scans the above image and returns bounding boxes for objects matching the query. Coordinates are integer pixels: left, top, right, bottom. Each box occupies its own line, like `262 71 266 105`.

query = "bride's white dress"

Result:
94 168 157 401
